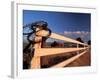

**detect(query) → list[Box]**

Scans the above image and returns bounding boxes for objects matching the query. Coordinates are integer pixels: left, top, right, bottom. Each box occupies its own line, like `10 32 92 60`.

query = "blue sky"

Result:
23 10 91 42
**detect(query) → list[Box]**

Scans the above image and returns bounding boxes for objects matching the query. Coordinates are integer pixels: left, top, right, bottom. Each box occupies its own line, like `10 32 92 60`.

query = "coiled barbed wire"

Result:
23 21 52 53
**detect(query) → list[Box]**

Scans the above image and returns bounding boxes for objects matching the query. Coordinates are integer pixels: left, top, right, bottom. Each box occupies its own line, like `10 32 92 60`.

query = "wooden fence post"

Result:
31 28 42 69
31 42 41 68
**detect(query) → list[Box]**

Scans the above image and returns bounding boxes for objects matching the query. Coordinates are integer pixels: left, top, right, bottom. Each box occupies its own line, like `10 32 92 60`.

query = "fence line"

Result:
31 30 89 68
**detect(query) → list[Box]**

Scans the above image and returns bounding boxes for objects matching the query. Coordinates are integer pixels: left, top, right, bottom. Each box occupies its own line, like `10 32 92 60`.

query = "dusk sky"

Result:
23 10 91 42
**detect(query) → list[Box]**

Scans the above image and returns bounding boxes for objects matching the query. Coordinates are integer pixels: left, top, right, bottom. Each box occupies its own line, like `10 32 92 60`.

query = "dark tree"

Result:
51 41 58 47
76 37 84 47
87 40 91 45
76 37 84 43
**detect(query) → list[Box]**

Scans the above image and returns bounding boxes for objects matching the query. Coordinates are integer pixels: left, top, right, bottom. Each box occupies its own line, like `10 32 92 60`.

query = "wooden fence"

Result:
30 30 89 68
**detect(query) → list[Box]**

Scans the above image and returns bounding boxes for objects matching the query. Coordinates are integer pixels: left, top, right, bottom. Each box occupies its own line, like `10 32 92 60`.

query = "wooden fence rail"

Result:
36 30 88 46
35 47 88 57
51 50 88 68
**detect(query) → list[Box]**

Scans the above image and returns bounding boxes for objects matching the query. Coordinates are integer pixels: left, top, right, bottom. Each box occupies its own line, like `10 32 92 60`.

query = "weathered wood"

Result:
36 30 88 46
51 50 87 68
35 47 88 56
